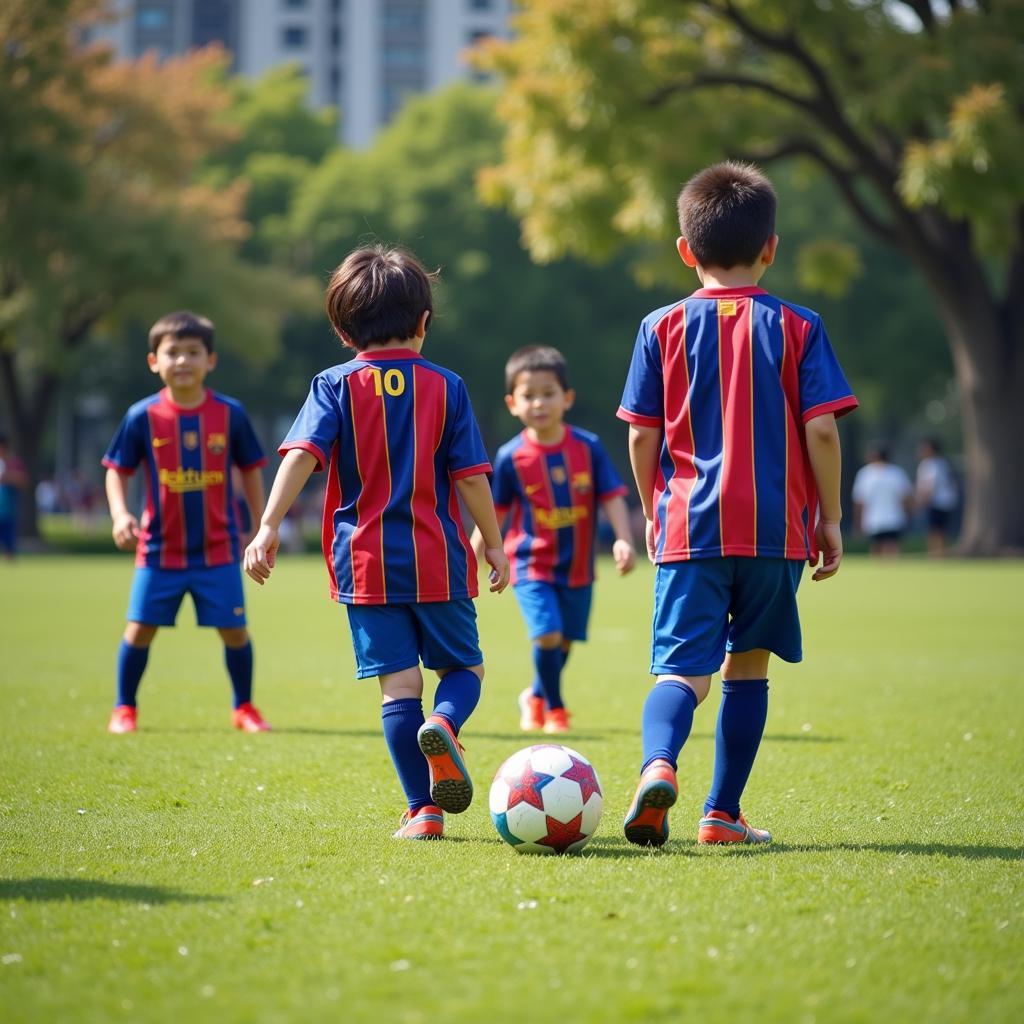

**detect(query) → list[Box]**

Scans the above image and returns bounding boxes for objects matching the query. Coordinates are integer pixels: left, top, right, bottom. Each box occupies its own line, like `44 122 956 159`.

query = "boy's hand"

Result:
645 519 657 563
245 525 280 585
811 520 843 581
612 539 636 575
484 546 510 594
111 512 140 551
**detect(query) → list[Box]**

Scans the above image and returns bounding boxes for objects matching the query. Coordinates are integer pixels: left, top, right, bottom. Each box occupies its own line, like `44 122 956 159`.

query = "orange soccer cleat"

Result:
107 705 137 734
542 706 571 734
623 759 678 847
697 810 772 845
417 715 473 813
392 804 445 841
518 688 546 732
232 702 272 733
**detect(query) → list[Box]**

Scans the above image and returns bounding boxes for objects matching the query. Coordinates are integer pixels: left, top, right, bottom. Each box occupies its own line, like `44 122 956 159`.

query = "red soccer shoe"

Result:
518 688 545 732
233 702 272 733
623 759 678 847
416 715 473 813
697 810 772 845
107 705 137 734
393 805 445 841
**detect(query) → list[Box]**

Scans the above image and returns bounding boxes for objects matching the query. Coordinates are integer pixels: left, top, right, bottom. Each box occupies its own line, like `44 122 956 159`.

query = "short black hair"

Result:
504 346 570 393
869 444 891 463
148 311 215 353
677 162 777 269
325 245 435 350
922 436 943 455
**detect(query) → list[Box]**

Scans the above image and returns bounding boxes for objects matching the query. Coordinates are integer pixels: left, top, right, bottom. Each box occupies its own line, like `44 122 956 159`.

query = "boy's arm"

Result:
244 450 317 585
628 424 662 562
455 473 509 593
105 467 139 551
601 494 636 575
470 505 508 563
805 413 843 582
238 466 266 526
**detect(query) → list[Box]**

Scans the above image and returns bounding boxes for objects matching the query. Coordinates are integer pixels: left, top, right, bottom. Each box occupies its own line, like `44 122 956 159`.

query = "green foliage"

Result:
2 556 1023 1022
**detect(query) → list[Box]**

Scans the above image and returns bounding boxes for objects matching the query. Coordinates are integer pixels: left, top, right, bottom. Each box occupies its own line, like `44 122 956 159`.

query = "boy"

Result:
103 311 270 734
478 346 636 733
617 163 857 847
244 245 509 841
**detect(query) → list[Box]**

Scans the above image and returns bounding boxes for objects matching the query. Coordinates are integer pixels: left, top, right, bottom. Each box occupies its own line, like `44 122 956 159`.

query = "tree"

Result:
0 0 309 536
479 0 1024 554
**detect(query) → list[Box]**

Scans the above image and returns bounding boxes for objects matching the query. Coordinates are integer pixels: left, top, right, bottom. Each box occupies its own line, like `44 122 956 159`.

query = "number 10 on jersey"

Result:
369 367 406 397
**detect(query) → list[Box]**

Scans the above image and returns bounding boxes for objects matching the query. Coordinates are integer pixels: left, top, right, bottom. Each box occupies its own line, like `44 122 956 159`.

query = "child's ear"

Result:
504 393 517 416
147 352 160 375
206 351 218 371
761 234 779 266
415 309 430 339
676 237 699 268
564 387 576 411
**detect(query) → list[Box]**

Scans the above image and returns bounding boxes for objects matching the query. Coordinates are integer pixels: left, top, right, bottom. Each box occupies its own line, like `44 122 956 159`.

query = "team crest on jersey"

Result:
572 471 592 494
183 430 199 451
550 465 567 485
207 432 226 455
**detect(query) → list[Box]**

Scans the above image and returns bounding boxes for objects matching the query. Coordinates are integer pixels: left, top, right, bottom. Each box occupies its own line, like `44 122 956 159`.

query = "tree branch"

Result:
646 71 818 117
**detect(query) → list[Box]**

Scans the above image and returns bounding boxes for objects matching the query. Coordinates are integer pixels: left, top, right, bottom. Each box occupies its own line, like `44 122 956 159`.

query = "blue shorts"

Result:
127 564 247 628
345 599 482 680
513 580 593 643
651 558 803 676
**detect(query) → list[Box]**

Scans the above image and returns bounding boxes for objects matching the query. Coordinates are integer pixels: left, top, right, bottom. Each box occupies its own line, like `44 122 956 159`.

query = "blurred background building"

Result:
83 0 513 146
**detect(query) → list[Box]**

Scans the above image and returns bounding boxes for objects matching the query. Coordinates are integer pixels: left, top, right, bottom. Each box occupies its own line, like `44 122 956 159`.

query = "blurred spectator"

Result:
915 437 958 557
66 469 100 525
35 477 63 516
0 435 28 559
852 445 913 557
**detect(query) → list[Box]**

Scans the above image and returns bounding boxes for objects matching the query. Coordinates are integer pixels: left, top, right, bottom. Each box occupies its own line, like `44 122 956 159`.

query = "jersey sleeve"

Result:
230 404 267 470
591 437 628 501
102 410 145 475
798 318 859 422
446 379 492 480
279 373 342 471
617 320 664 426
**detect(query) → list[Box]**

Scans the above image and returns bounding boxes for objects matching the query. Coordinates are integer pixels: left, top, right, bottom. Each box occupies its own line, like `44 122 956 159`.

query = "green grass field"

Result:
1 555 1021 1023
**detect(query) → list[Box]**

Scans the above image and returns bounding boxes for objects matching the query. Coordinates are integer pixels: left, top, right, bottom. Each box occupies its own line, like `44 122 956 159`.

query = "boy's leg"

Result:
217 626 269 732
380 667 435 816
110 622 158 733
431 665 482 733
513 582 564 709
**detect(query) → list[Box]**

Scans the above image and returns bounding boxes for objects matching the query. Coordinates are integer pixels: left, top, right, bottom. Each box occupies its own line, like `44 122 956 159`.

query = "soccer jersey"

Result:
280 348 491 605
492 426 627 587
618 287 857 563
103 388 266 569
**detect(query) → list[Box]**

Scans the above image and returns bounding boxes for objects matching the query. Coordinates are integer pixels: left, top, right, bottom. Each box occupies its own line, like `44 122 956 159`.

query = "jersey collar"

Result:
521 425 571 452
159 387 213 413
355 348 423 361
691 286 768 298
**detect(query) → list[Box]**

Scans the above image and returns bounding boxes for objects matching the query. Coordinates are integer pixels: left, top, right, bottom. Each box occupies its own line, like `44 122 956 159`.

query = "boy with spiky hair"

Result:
618 162 858 847
103 311 270 734
245 245 509 841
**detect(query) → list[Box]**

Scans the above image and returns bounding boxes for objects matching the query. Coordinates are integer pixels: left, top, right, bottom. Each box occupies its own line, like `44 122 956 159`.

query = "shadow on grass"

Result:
755 841 1024 862
0 877 225 903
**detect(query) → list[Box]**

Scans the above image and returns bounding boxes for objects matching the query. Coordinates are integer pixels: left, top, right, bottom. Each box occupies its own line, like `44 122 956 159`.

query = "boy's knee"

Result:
218 627 250 648
437 664 484 682
534 632 563 650
123 623 158 648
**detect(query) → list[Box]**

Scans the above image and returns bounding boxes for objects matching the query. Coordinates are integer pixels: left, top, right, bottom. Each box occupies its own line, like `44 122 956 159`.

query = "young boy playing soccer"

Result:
103 311 270 734
479 346 636 734
244 245 509 840
617 163 857 846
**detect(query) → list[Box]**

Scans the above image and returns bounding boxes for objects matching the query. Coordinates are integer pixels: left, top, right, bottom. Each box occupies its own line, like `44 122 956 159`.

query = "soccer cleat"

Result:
697 809 772 845
392 804 445 841
417 714 473 813
518 688 545 731
623 759 678 847
542 706 571 734
233 702 272 733
107 705 137 734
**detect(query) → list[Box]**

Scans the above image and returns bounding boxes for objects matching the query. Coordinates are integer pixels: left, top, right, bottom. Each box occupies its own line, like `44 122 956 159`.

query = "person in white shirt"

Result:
852 446 914 556
916 438 958 557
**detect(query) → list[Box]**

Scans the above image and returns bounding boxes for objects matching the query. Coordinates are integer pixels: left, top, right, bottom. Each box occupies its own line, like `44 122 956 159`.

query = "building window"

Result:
283 0 308 8
137 6 171 30
330 25 342 47
330 0 343 10
281 25 308 48
468 0 493 9
329 65 342 98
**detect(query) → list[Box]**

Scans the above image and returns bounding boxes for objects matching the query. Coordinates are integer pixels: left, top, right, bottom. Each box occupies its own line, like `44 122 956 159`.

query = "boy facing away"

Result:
617 162 857 847
244 245 510 841
103 311 270 734
475 346 636 733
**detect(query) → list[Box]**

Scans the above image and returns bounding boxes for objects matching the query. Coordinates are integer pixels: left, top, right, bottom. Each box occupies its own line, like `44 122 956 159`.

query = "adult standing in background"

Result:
916 438 958 557
852 445 913 557
0 434 27 560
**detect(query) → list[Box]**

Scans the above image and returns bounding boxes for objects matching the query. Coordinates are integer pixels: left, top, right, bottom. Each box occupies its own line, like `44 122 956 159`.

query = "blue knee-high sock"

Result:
116 640 149 707
531 648 570 699
381 698 432 812
641 680 699 772
704 679 769 818
224 642 253 708
432 669 481 733
533 646 565 709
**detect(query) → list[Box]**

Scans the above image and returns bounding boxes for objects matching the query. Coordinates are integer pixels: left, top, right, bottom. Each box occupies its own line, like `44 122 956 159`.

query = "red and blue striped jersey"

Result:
492 426 627 587
617 287 857 563
102 388 266 569
280 349 491 605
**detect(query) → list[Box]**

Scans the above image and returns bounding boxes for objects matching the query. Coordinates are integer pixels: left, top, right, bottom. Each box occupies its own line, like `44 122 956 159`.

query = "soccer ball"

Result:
489 744 603 854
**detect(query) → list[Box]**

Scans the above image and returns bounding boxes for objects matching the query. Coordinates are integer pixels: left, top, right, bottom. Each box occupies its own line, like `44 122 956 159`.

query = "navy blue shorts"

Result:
345 599 482 680
513 581 593 643
127 564 246 628
651 558 803 676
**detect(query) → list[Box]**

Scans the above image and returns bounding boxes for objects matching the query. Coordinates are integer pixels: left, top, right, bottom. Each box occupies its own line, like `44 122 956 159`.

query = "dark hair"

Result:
504 345 570 393
325 245 435 350
869 444 891 463
922 436 942 455
148 311 215 353
677 162 777 269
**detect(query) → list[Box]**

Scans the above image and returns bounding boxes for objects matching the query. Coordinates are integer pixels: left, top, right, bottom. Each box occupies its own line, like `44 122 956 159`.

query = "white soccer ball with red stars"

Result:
489 744 603 854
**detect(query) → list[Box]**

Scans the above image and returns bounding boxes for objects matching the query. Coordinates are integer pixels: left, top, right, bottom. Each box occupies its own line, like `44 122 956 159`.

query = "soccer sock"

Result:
704 678 769 819
381 698 432 812
530 647 570 700
431 669 481 733
641 679 699 772
223 642 253 708
115 640 149 707
533 645 565 709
